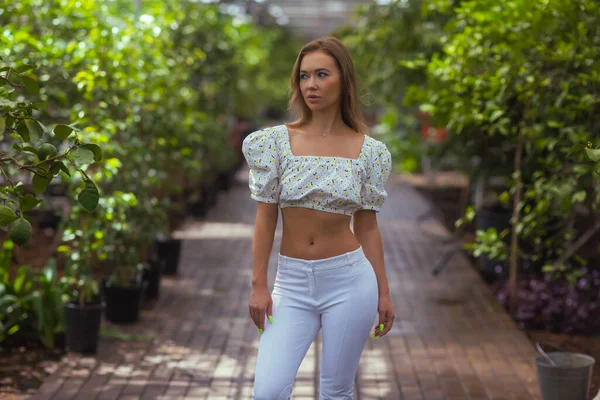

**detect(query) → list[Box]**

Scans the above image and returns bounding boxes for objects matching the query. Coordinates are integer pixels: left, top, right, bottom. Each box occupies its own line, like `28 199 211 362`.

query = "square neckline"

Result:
281 124 366 162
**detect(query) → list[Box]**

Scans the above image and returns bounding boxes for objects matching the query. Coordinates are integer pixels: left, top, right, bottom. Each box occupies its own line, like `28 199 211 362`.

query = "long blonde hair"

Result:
286 37 368 135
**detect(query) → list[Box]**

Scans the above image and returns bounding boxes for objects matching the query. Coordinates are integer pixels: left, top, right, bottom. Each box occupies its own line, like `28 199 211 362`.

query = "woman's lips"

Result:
307 96 321 103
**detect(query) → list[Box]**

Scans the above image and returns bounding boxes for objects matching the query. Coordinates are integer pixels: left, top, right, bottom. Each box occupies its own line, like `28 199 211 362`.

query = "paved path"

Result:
31 168 541 400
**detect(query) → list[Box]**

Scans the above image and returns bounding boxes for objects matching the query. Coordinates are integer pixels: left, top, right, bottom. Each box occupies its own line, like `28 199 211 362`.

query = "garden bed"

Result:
0 337 63 399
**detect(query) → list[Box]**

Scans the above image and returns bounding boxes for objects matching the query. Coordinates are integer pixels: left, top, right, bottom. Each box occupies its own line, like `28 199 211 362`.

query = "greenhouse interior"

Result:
1 0 600 399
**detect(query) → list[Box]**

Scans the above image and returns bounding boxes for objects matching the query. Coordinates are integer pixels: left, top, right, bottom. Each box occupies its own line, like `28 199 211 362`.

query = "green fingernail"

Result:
380 323 384 332
258 328 263 334
269 315 274 324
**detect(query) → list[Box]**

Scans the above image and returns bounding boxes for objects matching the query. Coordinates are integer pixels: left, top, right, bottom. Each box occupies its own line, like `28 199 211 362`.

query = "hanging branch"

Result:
550 218 600 269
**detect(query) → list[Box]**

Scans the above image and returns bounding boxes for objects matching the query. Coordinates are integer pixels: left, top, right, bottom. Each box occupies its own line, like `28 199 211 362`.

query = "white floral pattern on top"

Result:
242 124 392 216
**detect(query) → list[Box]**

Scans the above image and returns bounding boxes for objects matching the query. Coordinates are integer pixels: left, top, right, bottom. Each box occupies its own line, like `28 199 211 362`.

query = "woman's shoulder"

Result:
362 135 390 160
242 125 287 161
243 124 286 147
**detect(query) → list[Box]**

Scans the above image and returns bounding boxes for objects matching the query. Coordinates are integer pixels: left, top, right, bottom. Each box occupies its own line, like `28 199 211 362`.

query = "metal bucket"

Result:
535 342 595 400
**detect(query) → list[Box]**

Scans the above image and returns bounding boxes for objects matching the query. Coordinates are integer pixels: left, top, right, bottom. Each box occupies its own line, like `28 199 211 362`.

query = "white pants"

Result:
253 246 379 400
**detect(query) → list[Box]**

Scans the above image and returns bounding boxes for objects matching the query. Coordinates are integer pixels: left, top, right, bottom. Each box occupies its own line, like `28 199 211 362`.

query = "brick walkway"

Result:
30 168 542 400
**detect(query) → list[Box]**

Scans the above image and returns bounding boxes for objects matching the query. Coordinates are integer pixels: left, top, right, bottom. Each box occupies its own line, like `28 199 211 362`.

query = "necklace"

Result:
321 131 328 137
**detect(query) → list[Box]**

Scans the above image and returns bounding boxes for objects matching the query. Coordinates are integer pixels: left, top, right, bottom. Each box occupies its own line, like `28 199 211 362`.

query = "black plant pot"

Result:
475 207 512 234
479 255 507 283
104 283 142 324
186 188 207 218
64 300 103 354
53 331 66 351
201 180 217 208
217 171 230 192
187 194 207 218
155 237 182 275
142 259 162 300
188 201 207 217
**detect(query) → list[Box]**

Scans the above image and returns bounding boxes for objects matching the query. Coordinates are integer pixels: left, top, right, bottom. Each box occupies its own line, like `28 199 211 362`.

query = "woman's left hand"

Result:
374 294 395 338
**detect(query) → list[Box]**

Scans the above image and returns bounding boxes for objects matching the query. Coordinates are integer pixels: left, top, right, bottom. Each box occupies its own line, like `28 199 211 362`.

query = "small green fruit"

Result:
9 218 32 246
37 143 58 160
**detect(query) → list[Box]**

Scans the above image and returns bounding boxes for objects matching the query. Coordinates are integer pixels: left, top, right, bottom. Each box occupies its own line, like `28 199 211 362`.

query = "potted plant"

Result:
60 273 102 354
153 196 184 276
59 205 104 353
94 191 144 323
0 57 103 353
103 245 144 324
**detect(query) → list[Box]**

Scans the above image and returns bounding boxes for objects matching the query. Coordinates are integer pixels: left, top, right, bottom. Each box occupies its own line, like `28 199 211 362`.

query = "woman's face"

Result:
298 50 342 112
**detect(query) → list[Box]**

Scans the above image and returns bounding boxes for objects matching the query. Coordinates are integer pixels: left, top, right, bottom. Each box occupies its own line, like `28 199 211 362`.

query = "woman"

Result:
242 37 395 400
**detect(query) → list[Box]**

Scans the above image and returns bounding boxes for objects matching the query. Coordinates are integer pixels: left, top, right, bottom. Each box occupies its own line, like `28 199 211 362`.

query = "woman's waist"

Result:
279 230 360 261
277 245 366 271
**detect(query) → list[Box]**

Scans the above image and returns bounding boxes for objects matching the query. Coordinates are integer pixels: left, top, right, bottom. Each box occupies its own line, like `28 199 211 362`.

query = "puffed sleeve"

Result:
360 141 392 211
242 128 280 203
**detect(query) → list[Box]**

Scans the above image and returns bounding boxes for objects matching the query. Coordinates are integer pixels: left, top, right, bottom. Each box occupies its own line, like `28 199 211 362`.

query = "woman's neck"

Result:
306 107 346 134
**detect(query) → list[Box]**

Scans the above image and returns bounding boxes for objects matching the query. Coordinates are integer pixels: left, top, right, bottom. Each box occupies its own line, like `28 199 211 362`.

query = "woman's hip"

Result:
273 246 377 302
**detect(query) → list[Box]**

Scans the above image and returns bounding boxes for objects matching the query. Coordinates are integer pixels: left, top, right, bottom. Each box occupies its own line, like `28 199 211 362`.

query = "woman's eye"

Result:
300 72 328 79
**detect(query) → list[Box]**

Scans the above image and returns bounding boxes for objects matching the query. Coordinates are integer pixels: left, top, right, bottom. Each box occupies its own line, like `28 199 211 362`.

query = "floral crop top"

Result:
242 124 392 216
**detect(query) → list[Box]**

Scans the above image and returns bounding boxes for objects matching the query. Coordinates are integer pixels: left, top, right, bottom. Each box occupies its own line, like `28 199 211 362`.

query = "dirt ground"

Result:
0 338 63 399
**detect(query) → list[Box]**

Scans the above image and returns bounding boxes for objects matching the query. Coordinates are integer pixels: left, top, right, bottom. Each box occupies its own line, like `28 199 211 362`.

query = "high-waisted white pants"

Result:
253 246 379 400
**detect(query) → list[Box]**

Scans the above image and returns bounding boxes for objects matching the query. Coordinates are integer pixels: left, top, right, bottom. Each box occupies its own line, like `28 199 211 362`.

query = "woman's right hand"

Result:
249 285 273 334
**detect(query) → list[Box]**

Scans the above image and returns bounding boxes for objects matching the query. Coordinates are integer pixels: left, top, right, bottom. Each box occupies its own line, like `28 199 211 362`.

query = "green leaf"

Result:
24 119 43 142
52 125 74 140
21 75 39 95
16 122 29 142
57 162 71 177
101 327 154 341
0 206 18 226
0 98 17 108
14 266 33 295
0 116 4 133
32 174 52 195
70 147 94 165
567 143 586 158
42 264 55 284
49 162 62 176
490 110 504 122
16 64 37 73
81 144 103 162
23 145 37 154
19 194 41 212
78 181 99 211
547 120 562 128
571 191 586 203
541 264 554 272
584 147 600 162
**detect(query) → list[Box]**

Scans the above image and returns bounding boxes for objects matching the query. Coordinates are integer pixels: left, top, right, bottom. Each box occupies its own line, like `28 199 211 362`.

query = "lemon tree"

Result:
0 58 102 246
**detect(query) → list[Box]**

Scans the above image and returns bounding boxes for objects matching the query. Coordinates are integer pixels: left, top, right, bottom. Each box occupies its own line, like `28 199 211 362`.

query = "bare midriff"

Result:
279 207 360 260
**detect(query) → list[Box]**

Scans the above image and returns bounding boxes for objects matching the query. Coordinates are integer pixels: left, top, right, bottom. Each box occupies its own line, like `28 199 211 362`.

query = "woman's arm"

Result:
249 202 279 334
353 209 395 337
353 210 389 297
251 202 279 287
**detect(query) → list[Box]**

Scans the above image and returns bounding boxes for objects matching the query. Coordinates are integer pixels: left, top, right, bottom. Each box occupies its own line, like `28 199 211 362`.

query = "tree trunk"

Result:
509 136 524 316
